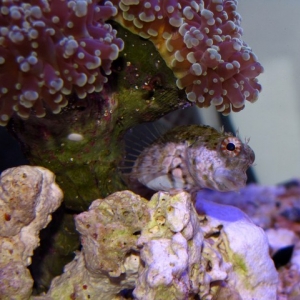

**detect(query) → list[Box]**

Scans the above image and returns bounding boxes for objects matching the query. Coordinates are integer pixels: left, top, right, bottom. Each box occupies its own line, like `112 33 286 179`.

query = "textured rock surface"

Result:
45 251 140 300
196 198 278 300
42 190 277 300
196 181 300 299
45 190 149 299
0 165 63 299
134 191 204 299
76 190 149 277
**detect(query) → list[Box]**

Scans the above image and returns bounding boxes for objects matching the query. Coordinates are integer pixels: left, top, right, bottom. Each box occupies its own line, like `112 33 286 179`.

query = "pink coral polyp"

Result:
0 0 124 125
111 0 263 114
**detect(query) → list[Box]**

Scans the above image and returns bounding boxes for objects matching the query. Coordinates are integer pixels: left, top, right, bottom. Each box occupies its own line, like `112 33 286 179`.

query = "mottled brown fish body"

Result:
126 125 255 193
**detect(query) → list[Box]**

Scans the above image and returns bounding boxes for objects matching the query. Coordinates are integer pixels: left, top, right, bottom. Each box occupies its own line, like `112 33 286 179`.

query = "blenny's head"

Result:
187 134 255 192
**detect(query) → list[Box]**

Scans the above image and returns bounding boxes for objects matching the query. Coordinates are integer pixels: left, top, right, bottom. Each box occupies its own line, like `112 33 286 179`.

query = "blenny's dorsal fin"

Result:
119 121 168 175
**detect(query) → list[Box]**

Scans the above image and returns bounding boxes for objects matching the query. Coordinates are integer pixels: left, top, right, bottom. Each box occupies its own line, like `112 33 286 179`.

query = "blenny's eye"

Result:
221 137 242 157
226 143 235 151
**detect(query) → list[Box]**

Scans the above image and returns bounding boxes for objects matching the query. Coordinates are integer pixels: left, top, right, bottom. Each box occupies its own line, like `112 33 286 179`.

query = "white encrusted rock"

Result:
196 197 278 300
134 191 278 299
134 191 205 299
0 166 63 299
135 190 242 300
42 190 278 300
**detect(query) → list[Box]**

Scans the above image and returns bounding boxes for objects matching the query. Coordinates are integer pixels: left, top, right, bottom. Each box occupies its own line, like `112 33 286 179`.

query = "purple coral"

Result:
111 0 263 114
0 0 124 125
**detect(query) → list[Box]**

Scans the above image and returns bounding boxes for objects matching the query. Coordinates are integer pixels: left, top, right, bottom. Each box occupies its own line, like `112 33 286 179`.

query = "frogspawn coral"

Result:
110 0 263 114
0 0 124 125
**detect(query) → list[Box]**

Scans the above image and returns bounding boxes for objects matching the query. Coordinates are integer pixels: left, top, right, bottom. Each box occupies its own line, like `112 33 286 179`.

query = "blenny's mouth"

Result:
213 168 247 192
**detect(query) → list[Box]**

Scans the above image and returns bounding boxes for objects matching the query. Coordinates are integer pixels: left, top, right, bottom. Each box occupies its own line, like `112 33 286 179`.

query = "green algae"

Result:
6 24 189 293
9 24 188 211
